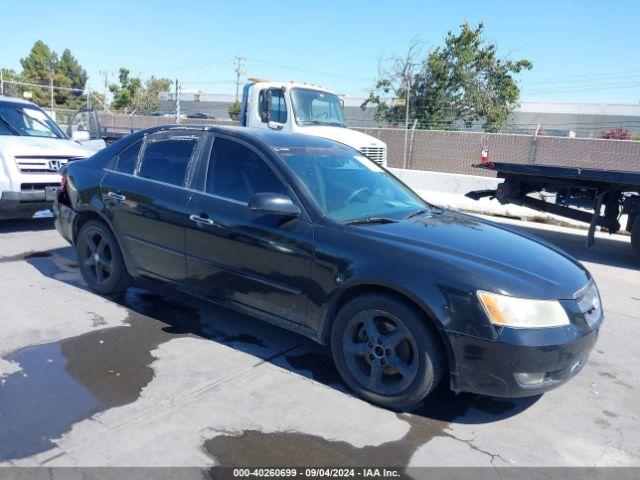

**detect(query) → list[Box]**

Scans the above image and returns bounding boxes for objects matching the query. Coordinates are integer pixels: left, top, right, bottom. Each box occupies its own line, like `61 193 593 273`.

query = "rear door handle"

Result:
107 191 126 202
189 214 215 226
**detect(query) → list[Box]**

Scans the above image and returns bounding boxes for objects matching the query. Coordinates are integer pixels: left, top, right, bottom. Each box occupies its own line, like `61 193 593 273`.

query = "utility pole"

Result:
175 78 181 124
50 76 54 114
99 70 110 110
402 70 412 169
234 56 245 104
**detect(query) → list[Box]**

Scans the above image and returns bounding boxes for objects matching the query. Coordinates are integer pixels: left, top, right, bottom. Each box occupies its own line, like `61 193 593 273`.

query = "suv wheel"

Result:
330 294 445 410
76 220 131 295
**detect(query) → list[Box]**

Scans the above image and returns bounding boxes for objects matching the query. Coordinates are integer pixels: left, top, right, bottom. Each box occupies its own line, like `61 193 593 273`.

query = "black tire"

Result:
632 216 640 257
76 220 131 295
330 293 445 410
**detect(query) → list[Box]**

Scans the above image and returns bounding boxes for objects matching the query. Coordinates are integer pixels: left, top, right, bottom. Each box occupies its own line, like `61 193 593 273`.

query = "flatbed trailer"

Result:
467 161 640 256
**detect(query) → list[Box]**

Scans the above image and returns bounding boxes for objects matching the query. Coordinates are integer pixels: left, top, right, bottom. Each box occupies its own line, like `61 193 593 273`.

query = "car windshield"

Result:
277 146 430 222
291 88 346 127
0 104 66 138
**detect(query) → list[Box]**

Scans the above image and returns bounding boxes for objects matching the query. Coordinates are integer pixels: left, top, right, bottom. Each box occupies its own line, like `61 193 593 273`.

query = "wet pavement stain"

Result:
0 288 204 462
204 382 538 469
0 343 102 460
0 250 52 263
202 327 266 349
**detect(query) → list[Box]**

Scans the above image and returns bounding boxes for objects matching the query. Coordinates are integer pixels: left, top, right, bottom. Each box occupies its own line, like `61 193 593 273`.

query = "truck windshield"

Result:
277 145 430 222
291 88 346 127
0 105 66 139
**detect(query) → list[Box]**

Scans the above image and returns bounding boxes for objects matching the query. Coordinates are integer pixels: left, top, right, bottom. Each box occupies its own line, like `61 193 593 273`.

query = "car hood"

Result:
0 136 93 159
356 210 590 300
298 126 385 151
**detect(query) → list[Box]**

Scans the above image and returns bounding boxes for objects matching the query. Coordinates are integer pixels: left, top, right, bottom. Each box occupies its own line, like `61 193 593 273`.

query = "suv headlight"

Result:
477 291 570 328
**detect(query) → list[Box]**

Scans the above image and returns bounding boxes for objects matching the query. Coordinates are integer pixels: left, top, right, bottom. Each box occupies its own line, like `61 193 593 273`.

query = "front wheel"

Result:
330 294 445 410
76 220 131 295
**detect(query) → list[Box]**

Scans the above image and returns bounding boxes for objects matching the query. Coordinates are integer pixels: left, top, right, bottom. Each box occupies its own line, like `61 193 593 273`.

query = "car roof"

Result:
145 124 346 150
0 95 39 108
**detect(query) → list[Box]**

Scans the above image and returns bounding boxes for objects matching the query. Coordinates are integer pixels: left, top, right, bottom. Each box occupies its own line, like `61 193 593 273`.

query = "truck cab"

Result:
240 81 387 167
0 96 93 219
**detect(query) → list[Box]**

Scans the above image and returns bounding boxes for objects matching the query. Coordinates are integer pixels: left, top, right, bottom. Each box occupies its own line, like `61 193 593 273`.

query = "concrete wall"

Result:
389 168 553 220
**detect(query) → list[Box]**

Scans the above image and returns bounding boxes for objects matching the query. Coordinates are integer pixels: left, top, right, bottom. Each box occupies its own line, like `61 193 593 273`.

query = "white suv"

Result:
0 96 93 219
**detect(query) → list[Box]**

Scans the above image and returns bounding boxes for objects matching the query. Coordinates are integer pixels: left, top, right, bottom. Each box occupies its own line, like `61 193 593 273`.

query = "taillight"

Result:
59 172 69 204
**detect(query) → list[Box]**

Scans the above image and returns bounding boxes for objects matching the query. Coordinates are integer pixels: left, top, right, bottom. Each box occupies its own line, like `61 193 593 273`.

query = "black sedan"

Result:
53 125 603 409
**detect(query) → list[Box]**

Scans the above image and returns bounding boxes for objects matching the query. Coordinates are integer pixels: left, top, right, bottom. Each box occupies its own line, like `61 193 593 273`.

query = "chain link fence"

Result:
92 113 640 176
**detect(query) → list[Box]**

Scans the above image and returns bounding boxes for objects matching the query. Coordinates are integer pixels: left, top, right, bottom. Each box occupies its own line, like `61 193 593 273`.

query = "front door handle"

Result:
107 191 126 203
189 214 215 226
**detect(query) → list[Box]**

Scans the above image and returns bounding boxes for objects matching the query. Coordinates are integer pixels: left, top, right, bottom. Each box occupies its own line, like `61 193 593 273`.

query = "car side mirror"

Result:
71 130 90 142
248 193 300 217
267 120 284 130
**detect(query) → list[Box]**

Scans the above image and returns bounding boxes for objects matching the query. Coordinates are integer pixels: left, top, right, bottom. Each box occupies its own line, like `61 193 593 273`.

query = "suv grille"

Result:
14 156 79 174
359 146 387 166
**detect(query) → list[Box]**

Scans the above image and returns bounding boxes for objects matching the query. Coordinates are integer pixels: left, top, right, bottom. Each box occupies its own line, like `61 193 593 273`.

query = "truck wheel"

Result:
632 217 640 257
76 220 131 295
330 293 445 410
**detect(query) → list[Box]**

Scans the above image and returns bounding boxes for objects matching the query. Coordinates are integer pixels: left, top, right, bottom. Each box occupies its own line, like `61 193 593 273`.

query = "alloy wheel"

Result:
80 229 113 285
342 308 419 396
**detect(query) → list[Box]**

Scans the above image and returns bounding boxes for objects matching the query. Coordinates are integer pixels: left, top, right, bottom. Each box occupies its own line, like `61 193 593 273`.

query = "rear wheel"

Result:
631 216 640 257
330 294 445 410
76 220 131 295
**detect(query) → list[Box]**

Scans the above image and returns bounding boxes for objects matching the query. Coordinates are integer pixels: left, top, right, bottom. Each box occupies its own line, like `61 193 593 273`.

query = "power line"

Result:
244 56 373 81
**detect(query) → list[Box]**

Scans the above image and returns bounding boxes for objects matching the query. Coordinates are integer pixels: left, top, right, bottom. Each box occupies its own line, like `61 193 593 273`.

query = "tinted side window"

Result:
258 89 287 123
115 139 142 174
206 137 286 203
138 136 198 186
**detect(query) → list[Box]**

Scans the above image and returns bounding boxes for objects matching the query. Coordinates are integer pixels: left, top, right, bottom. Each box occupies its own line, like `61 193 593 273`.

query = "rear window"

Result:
138 136 199 186
114 140 142 174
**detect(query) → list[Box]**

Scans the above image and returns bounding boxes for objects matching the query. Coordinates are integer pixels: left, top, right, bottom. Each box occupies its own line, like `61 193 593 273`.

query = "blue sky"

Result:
1 0 639 103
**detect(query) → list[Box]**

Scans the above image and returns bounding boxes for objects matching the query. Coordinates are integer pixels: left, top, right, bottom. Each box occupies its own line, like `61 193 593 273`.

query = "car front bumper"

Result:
0 190 58 219
447 319 601 397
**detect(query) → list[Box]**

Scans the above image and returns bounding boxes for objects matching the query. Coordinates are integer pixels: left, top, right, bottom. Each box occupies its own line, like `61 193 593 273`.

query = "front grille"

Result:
14 156 79 174
574 281 602 327
359 146 387 166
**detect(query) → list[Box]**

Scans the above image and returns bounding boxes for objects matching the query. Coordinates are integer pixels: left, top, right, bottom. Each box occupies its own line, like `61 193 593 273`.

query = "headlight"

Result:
477 291 570 328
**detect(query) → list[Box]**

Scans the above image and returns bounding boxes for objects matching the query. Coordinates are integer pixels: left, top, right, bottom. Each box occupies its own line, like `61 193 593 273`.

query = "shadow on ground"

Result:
0 218 54 234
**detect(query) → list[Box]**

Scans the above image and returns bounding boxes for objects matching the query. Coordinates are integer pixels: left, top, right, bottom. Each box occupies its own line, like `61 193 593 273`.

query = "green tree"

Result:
55 49 88 108
1 68 22 97
109 68 171 114
363 23 533 132
19 40 58 105
228 101 241 121
17 41 89 109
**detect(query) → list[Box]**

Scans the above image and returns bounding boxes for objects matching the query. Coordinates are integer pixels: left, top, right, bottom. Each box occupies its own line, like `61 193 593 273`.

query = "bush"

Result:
600 128 631 140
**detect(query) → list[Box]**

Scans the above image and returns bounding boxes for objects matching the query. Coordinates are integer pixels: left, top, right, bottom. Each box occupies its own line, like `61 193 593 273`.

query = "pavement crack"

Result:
444 430 510 465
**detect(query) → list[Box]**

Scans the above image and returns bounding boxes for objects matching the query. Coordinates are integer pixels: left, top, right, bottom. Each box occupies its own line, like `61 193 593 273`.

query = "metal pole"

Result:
50 76 54 113
407 118 418 169
402 74 411 169
175 78 181 125
234 56 245 104
0 69 4 95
